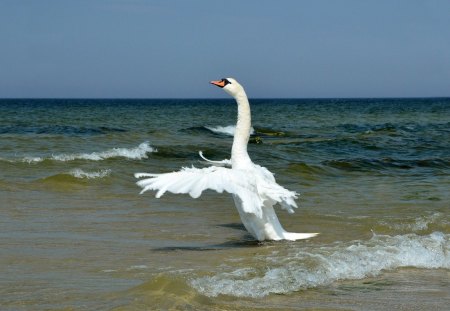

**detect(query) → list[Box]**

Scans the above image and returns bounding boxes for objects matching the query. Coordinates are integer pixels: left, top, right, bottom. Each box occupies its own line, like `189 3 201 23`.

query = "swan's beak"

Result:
210 80 226 88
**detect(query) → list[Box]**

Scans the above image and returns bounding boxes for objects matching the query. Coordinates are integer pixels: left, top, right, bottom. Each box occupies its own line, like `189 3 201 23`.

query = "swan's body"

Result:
135 78 318 241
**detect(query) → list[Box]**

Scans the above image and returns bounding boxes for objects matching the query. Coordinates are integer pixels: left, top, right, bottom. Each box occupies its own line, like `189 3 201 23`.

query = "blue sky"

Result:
1 0 449 98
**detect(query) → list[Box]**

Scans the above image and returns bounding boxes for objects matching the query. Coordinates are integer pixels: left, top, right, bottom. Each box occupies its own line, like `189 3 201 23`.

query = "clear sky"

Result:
1 0 449 98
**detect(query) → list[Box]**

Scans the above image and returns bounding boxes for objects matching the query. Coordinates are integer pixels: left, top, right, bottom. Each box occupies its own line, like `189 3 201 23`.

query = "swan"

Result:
135 78 318 241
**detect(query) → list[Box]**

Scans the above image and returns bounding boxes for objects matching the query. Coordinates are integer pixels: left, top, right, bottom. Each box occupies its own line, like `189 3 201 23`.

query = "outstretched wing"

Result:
253 164 299 214
135 166 263 217
257 178 298 213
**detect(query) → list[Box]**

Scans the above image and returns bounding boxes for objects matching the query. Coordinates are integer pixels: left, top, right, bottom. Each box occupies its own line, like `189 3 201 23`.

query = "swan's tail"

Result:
283 232 319 241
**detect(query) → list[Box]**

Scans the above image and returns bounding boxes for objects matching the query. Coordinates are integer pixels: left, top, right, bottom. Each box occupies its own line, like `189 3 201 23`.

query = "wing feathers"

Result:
135 164 298 218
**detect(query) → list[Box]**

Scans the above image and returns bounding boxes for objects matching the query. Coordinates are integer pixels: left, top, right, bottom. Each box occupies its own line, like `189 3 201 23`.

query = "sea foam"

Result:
69 168 111 179
379 212 446 232
190 232 450 298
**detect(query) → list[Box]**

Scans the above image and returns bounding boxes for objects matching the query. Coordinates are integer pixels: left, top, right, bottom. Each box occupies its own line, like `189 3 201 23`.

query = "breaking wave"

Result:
190 232 450 297
6 142 155 163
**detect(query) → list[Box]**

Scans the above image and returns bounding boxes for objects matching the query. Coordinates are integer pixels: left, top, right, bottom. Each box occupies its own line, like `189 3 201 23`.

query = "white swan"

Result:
135 78 318 241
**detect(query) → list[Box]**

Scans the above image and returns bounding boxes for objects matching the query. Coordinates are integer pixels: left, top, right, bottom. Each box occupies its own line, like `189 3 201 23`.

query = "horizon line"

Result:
1 96 449 100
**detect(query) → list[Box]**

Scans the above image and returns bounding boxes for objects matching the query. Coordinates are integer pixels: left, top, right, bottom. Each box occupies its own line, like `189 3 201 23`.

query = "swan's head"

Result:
210 78 244 97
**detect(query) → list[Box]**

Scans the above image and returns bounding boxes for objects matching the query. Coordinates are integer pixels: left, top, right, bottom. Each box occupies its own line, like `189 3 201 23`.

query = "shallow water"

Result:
1 98 449 310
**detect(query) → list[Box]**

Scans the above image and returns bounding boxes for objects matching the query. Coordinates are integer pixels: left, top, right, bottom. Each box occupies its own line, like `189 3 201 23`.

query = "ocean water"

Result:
1 98 449 310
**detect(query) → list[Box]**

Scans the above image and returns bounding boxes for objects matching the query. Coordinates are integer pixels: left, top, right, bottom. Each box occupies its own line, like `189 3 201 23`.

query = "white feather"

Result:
198 151 232 167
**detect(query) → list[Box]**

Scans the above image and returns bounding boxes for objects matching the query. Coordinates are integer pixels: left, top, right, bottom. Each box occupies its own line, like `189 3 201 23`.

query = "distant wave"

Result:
287 157 450 180
205 125 255 136
323 157 450 172
0 125 126 135
184 125 291 139
6 142 155 163
191 232 450 297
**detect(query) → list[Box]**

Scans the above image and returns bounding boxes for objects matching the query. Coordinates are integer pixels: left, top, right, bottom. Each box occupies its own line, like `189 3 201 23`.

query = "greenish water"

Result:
1 98 449 310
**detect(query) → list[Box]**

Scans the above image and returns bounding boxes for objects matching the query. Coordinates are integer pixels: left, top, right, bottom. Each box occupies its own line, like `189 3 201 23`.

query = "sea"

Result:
1 98 449 310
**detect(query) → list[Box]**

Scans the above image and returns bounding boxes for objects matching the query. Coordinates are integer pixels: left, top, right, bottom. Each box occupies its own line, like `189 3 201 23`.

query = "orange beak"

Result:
210 80 226 88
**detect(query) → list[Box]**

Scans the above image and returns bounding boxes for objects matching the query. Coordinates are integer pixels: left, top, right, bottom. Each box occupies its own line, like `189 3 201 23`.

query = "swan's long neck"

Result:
231 91 252 168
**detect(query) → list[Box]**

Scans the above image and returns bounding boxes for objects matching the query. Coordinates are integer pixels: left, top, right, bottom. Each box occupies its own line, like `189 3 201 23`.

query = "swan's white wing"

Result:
135 166 263 217
253 163 276 182
257 180 298 213
253 164 298 214
198 151 231 167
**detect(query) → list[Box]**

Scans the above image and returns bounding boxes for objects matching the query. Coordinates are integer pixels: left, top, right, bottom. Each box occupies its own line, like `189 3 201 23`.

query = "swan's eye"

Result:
222 78 231 85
